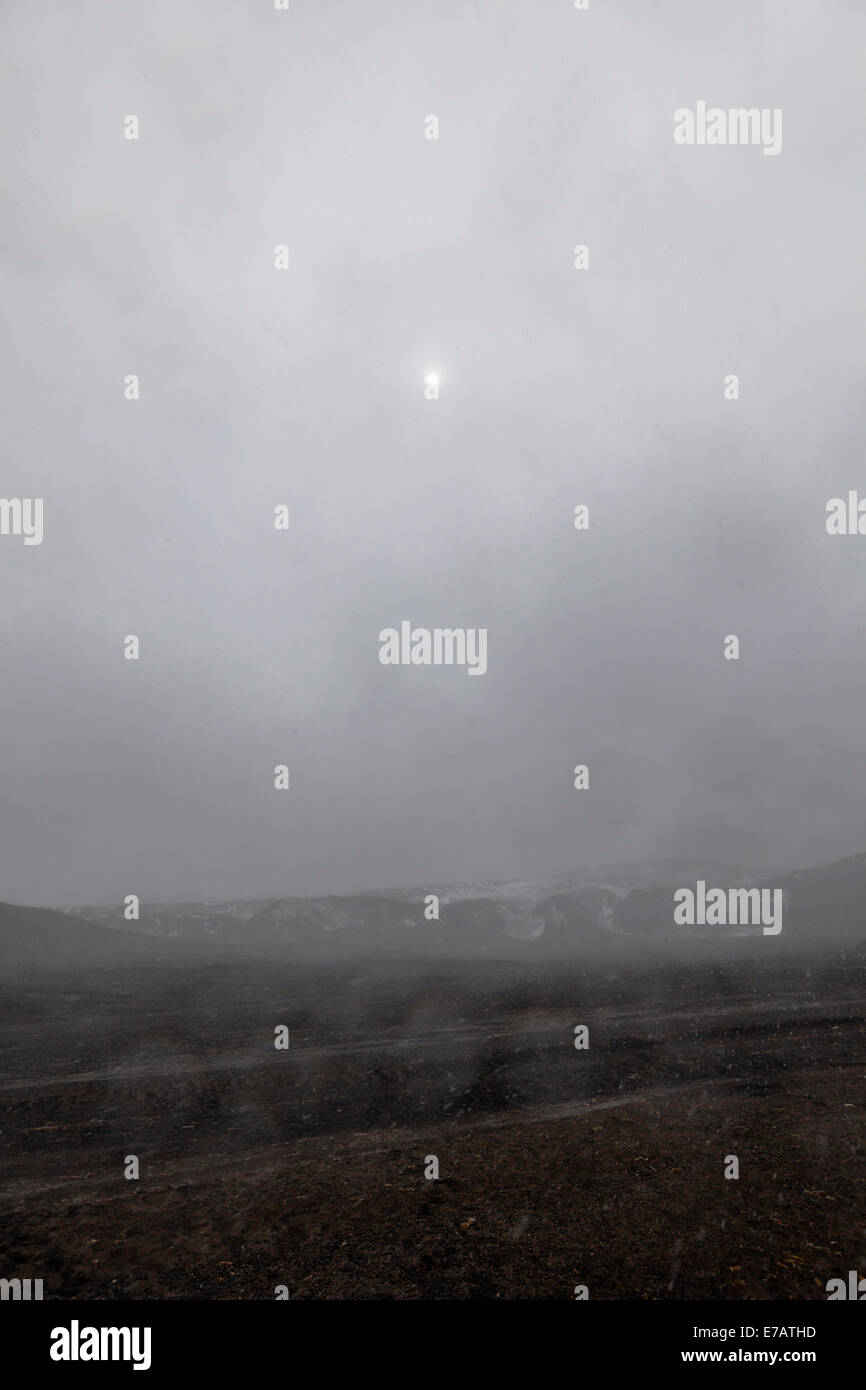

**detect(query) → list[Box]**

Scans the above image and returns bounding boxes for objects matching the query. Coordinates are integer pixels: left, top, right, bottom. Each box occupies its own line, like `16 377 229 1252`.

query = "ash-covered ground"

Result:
1 952 864 1299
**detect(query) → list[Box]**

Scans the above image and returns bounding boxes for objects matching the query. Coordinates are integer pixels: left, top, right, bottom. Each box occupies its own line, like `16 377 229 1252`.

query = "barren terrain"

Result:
1 953 864 1299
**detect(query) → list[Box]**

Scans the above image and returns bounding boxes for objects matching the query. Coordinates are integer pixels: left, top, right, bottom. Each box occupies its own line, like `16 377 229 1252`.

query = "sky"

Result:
0 0 865 906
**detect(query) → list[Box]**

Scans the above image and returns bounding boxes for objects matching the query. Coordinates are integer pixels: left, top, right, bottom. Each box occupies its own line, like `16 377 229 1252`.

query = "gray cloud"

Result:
1 0 864 904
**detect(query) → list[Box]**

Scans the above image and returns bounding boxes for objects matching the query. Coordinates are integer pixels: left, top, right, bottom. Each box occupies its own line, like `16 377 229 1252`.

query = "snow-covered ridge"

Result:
63 850 866 959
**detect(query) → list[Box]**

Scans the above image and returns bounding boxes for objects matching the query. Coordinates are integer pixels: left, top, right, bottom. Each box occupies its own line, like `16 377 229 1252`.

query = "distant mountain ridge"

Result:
41 849 866 965
1 851 864 972
0 900 184 972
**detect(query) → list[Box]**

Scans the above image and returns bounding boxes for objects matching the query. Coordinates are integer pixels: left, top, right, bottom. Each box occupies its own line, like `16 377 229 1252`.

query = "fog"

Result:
1 0 864 905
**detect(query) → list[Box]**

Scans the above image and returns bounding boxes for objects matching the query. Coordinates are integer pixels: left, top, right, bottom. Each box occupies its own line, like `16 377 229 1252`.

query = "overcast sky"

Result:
1 0 864 907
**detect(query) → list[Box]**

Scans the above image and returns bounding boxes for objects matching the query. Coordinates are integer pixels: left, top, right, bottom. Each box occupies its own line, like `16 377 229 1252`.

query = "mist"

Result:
1 0 864 907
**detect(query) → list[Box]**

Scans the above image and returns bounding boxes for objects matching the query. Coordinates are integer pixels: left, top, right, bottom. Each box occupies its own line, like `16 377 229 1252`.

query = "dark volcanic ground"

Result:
1 952 864 1299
